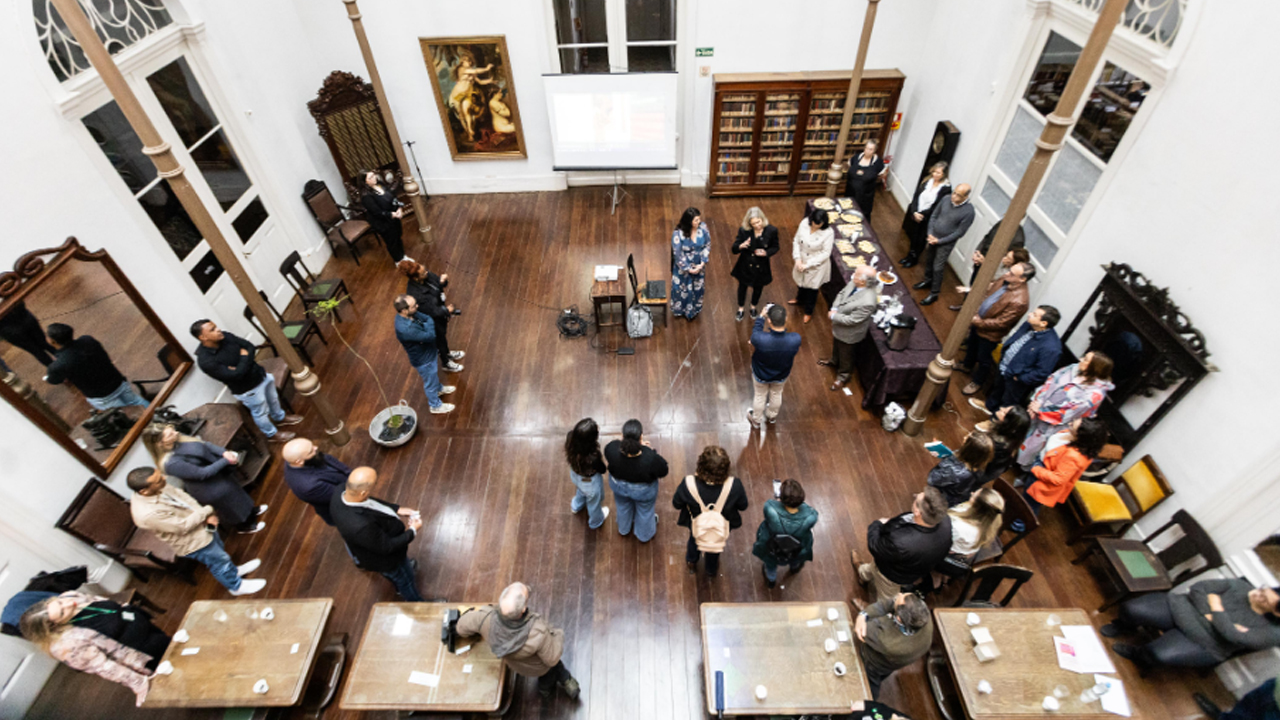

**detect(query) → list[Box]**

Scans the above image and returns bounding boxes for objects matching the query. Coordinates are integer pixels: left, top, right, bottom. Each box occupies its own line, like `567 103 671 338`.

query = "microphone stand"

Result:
404 140 429 201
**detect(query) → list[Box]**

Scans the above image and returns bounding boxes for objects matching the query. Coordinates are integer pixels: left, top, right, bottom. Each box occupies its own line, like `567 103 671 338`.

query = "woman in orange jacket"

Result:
1023 417 1108 514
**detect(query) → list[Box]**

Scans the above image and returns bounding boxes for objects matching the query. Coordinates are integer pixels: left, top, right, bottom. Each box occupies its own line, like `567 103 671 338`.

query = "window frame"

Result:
547 0 678 74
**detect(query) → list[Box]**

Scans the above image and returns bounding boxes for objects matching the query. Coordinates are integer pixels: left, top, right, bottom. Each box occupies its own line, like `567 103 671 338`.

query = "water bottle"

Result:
1079 682 1110 703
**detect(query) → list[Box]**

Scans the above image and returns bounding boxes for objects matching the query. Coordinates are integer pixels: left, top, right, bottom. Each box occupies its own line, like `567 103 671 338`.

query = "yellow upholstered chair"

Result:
1066 455 1173 542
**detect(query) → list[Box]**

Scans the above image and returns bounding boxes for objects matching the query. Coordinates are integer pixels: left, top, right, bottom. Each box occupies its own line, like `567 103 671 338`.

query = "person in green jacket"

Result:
752 478 819 588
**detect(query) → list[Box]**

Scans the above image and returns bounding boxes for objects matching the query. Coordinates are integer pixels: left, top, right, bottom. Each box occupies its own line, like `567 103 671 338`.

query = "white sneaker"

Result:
439 385 456 395
594 507 610 527
443 362 464 373
230 578 266 596
237 521 266 535
254 504 269 517
429 403 455 414
236 558 262 576
449 351 466 360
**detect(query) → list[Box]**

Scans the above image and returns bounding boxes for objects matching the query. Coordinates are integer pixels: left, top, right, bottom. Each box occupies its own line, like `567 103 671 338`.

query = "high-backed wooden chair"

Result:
243 291 327 367
302 179 382 265
1067 454 1173 542
953 564 1034 608
972 477 1041 565
280 250 352 322
55 479 197 584
626 253 668 327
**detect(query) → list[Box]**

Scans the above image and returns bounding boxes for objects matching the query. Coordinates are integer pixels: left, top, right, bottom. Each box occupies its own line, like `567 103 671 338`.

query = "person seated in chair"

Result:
1104 578 1280 672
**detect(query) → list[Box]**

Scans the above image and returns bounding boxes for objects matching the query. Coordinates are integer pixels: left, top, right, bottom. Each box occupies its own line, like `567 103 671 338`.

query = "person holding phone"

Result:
730 207 780 321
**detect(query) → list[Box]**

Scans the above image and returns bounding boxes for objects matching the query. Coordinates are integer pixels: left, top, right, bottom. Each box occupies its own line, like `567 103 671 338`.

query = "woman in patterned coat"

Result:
671 207 711 320
1016 351 1114 470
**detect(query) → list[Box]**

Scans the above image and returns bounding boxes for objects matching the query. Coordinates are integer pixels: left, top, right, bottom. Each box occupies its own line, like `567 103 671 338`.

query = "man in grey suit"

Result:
913 183 976 305
819 265 879 391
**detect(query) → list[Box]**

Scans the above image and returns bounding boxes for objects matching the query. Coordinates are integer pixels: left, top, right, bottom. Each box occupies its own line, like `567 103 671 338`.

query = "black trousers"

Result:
961 330 999 385
794 287 820 315
985 371 1030 412
433 314 451 361
920 243 955 293
536 660 572 694
686 535 721 576
1115 593 1222 668
380 223 405 263
968 262 984 285
831 336 857 384
903 217 928 260
736 280 764 308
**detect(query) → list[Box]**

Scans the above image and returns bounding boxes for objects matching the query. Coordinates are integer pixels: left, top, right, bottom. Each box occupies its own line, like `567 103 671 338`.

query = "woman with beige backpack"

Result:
671 446 749 577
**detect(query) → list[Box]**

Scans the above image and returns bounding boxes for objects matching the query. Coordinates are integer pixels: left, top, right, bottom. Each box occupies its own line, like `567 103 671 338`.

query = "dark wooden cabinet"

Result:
708 70 905 197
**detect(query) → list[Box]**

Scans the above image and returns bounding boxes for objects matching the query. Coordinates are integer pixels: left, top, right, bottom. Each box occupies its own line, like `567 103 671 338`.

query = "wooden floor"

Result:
28 186 1223 719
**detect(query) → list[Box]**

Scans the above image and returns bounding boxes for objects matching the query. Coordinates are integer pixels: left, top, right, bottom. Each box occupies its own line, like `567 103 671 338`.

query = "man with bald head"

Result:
820 264 879 391
329 467 430 601
913 183 976 305
457 582 580 700
282 438 351 525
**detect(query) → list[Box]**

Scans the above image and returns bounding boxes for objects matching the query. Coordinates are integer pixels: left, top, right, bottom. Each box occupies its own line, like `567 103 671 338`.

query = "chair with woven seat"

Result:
243 291 327 368
972 477 1041 565
280 250 353 322
626 253 668 328
55 479 198 585
302 179 382 265
1067 455 1173 543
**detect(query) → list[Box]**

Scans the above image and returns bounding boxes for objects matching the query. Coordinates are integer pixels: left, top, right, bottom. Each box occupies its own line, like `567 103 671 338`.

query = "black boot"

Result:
912 279 930 290
899 254 917 268
921 294 940 305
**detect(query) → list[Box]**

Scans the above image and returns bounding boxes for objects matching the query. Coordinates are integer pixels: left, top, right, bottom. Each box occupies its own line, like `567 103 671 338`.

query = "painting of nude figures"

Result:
420 36 527 161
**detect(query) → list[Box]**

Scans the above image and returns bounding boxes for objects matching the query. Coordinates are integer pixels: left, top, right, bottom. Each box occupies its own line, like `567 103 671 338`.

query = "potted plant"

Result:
310 296 417 447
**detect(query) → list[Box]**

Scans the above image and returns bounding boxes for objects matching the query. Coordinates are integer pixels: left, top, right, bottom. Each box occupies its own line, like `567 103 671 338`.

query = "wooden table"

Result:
700 602 871 716
590 272 626 328
934 608 1132 720
1078 538 1171 611
340 603 509 713
146 598 333 708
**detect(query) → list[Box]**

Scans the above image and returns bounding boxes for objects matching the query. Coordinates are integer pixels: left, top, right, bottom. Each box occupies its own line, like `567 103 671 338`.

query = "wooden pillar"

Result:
825 0 881 199
343 0 431 247
50 0 351 446
901 0 1128 436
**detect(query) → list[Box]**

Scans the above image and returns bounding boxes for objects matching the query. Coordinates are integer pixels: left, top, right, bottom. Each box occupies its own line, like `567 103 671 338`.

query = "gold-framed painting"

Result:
419 35 527 161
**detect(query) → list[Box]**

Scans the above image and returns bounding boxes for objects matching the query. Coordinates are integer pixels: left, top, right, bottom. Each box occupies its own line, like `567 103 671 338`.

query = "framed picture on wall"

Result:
419 35 527 161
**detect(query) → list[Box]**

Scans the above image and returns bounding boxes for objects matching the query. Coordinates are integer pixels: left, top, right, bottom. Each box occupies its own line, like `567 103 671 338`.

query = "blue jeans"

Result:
569 471 606 529
380 557 424 602
413 357 443 409
232 373 284 437
186 532 241 592
87 380 150 411
609 478 658 541
763 559 805 583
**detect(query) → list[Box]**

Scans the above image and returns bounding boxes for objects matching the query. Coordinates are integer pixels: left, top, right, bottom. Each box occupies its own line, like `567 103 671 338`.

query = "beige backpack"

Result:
687 475 736 553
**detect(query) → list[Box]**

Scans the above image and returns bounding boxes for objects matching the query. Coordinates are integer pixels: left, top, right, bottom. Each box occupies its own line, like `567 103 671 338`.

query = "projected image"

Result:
419 35 527 160
542 74 679 169
553 94 665 151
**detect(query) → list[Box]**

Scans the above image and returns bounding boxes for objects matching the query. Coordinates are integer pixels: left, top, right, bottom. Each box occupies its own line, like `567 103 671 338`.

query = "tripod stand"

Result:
605 169 630 215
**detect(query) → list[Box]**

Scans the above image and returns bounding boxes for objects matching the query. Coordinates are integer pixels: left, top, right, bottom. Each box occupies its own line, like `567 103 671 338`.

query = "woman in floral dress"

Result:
1017 351 1115 470
671 207 710 320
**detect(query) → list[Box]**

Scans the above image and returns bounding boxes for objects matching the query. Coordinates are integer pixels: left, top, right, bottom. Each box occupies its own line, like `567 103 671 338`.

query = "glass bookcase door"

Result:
798 91 842 184
715 92 756 186
755 92 799 186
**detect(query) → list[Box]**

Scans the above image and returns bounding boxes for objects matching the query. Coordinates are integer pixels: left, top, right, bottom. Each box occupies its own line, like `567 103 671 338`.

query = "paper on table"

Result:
837 630 849 643
181 647 200 656
408 671 440 688
463 664 473 674
971 627 994 644
1094 674 1131 717
391 614 413 637
1054 636 1081 673
290 643 299 654
1062 626 1117 673
806 619 823 628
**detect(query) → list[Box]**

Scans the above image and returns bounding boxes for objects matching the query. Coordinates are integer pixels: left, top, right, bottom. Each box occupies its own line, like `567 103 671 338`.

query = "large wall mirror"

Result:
0 238 192 476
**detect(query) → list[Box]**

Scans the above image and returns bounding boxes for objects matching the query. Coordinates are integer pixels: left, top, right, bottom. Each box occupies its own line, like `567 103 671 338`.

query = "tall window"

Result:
980 31 1150 267
34 0 173 82
552 0 677 74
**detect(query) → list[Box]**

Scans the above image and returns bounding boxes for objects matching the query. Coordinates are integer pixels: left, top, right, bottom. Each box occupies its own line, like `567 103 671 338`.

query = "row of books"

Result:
721 101 756 114
720 117 755 130
764 101 800 113
806 112 887 129
719 132 754 146
763 115 797 129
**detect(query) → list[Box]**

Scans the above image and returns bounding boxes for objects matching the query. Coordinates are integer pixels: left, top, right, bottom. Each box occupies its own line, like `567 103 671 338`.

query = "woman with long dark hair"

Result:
899 161 950 268
671 207 711 320
790 207 835 323
976 405 1031 484
927 432 995 506
565 418 609 529
1022 416 1109 515
360 170 408 263
603 418 669 542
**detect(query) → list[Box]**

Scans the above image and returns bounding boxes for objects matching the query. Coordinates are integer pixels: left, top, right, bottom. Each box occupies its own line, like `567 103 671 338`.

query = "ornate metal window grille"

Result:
34 0 174 82
1065 0 1186 50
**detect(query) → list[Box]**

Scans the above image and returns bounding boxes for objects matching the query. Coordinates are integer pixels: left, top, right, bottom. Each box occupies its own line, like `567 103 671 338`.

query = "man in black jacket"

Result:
854 487 951 601
191 319 301 442
330 467 435 602
282 437 350 525
44 323 149 411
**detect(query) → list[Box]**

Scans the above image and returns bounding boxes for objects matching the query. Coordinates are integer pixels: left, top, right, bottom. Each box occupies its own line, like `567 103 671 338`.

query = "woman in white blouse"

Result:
788 207 835 323
935 487 1004 581
899 161 950 268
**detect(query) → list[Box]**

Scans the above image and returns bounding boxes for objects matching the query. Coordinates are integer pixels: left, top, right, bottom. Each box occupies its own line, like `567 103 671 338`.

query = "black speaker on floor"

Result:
917 121 961 184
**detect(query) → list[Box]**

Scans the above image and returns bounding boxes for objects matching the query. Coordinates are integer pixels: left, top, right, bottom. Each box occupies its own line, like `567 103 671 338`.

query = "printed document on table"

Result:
1061 625 1116 673
1094 674 1131 716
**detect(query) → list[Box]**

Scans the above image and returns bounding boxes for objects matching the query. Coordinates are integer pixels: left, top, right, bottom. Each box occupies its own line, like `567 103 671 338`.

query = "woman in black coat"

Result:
672 446 749 577
844 140 886 216
730 206 780 321
899 161 950 267
142 424 264 533
360 171 407 263
399 260 464 373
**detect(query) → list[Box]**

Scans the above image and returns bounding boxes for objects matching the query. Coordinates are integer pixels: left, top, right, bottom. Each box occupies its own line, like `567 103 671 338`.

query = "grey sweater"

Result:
1170 578 1280 662
927 198 976 247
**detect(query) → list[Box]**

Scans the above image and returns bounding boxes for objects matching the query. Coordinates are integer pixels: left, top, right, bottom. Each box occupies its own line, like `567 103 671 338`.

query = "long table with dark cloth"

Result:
807 198 949 409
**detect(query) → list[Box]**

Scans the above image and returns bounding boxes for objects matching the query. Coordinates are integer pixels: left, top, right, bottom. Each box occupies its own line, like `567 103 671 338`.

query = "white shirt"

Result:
949 514 984 555
917 178 947 213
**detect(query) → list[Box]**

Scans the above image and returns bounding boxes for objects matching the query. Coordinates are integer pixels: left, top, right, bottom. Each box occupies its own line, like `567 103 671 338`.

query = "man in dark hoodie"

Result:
457 582 580 700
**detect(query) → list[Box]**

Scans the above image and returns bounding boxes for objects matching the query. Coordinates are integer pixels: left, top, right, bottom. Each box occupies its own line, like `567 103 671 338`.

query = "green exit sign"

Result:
695 47 714 57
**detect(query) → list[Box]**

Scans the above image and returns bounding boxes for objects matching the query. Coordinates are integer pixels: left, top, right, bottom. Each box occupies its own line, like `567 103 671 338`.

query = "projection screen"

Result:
542 72 678 170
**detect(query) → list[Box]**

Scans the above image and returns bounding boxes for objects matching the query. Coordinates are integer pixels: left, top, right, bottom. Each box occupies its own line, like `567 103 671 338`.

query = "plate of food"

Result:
835 240 856 254
840 211 863 223
813 198 836 210
837 223 861 237
877 270 898 286
858 240 878 254
842 255 868 268
827 211 842 224
837 198 854 209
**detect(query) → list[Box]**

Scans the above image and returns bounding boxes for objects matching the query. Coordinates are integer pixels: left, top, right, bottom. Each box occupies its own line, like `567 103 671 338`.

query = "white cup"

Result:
1042 696 1060 712
833 662 847 676
824 638 838 653
253 679 270 695
173 629 190 643
977 680 992 694
154 661 174 676
260 607 274 621
755 685 768 700
966 612 981 626
827 607 839 621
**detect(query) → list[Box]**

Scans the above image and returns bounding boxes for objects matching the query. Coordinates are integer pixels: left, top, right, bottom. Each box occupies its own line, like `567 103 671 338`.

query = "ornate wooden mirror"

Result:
0 238 192 476
1060 263 1216 451
308 70 402 203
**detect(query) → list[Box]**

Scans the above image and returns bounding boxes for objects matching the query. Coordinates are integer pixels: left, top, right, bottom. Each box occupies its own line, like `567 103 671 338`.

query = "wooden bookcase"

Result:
708 70 905 197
